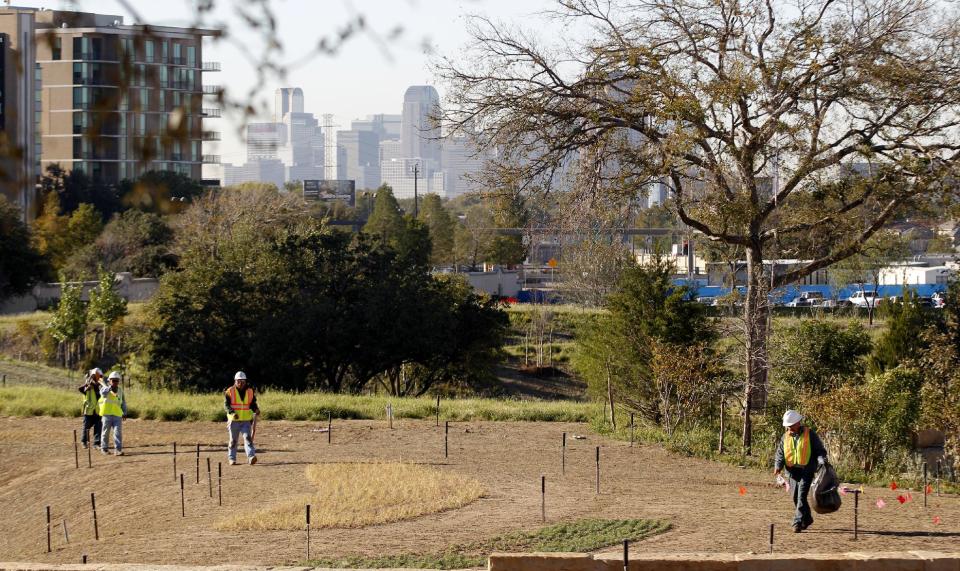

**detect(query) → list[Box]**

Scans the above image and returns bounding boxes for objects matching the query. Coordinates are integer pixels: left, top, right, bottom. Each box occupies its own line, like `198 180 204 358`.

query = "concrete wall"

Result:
488 551 960 571
0 273 159 314
464 268 522 298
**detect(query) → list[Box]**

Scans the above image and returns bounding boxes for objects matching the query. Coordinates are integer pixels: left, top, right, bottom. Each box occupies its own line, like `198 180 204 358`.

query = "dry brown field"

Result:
0 416 957 566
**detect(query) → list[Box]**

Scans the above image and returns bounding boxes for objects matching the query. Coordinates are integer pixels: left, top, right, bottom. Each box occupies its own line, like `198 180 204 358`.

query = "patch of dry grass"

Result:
217 462 484 531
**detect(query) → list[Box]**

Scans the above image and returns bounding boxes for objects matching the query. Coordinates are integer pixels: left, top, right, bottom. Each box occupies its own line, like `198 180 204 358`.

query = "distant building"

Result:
222 158 284 190
401 86 440 164
336 129 380 190
352 113 401 141
441 133 486 198
379 139 401 163
380 157 443 199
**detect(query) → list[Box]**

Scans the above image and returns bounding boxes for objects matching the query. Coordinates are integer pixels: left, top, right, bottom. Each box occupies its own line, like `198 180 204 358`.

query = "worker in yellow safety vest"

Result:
773 410 827 533
224 371 260 465
98 371 127 456
78 368 104 449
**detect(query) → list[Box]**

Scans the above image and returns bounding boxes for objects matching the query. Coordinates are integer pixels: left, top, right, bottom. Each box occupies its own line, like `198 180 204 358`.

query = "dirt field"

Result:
1 416 957 566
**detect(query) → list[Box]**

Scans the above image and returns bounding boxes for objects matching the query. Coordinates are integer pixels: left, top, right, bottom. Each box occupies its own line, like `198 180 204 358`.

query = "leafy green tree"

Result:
870 291 942 374
363 185 405 244
64 210 175 279
419 194 455 265
119 170 205 215
454 204 496 270
772 320 873 394
48 277 87 368
573 254 718 425
489 191 528 266
40 163 121 219
34 197 103 274
0 195 47 302
88 267 128 357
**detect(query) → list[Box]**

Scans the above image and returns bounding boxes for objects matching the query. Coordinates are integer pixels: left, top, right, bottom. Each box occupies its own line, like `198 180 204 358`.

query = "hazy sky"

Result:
17 0 562 169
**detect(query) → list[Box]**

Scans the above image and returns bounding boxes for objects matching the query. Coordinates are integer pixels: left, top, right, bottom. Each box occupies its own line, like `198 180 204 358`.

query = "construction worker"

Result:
224 371 259 465
773 410 828 533
78 368 104 449
98 371 127 456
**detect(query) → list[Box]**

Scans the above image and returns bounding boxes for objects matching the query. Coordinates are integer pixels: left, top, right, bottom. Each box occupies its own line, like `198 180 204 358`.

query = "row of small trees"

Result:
47 268 128 369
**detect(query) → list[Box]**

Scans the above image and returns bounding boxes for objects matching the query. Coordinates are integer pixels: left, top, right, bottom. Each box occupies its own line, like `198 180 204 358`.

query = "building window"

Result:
52 37 62 60
145 40 155 63
161 40 168 63
173 42 182 65
120 37 134 61
140 88 149 111
187 45 196 67
159 65 168 87
138 113 146 135
159 90 165 113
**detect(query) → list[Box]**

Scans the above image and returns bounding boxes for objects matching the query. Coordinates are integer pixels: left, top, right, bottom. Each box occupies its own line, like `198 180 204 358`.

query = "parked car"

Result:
847 290 881 308
785 291 826 307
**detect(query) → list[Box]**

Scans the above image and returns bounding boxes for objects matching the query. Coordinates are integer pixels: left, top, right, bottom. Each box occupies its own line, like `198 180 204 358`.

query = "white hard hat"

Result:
107 371 121 380
782 410 803 427
234 371 247 381
89 368 103 377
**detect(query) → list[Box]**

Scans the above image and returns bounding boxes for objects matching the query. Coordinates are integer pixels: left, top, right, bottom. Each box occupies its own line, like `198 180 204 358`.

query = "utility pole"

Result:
413 162 419 219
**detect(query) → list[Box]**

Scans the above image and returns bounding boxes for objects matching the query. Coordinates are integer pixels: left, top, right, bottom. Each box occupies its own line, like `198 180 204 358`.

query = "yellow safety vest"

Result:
98 388 124 417
784 427 811 468
226 386 255 421
82 387 99 416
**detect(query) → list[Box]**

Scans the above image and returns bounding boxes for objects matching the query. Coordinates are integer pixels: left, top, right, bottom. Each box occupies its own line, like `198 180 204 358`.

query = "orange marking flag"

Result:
890 481 898 490
738 486 747 496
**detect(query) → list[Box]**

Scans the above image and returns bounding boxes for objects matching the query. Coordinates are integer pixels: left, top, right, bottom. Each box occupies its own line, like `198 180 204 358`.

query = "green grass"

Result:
0 385 600 422
303 518 670 569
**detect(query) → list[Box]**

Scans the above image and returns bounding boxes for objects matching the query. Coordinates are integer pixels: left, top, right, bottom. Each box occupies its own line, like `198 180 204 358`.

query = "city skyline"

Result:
5 0 560 171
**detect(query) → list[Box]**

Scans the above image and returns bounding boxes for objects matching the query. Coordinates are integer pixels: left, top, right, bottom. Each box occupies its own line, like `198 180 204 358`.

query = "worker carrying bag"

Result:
811 461 842 514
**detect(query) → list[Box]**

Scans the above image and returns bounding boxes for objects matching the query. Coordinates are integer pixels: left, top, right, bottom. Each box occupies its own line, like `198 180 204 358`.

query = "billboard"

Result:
303 179 355 206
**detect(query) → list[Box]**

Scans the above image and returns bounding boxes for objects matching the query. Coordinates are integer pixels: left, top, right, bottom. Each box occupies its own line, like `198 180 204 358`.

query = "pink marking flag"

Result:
933 516 942 525
876 498 887 509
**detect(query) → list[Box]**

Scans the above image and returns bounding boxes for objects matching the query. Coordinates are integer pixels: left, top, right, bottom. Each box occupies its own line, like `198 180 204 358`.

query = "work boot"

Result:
229 459 237 466
100 448 109 455
793 524 803 533
248 456 257 465
81 442 89 449
114 450 124 456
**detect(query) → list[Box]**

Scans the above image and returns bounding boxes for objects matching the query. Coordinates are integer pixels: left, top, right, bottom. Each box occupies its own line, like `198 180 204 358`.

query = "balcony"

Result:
202 85 222 95
202 154 220 164
202 131 221 141
201 107 221 118
202 61 221 72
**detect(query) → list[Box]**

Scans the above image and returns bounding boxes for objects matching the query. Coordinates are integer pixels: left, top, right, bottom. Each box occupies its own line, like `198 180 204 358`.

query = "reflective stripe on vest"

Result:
227 387 254 421
784 427 811 468
98 389 124 417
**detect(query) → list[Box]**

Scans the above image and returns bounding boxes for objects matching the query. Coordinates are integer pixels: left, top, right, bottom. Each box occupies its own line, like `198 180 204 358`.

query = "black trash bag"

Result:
811 462 842 514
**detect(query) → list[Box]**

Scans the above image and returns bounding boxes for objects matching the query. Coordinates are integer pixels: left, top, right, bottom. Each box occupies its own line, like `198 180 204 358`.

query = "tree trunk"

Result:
742 244 770 455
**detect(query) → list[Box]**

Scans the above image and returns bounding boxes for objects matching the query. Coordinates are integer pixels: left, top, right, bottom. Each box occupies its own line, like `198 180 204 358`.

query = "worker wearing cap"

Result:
774 410 828 533
78 368 104 449
224 371 259 465
98 371 127 456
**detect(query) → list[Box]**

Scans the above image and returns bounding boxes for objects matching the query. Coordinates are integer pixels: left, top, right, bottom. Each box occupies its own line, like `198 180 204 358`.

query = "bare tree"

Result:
439 0 960 452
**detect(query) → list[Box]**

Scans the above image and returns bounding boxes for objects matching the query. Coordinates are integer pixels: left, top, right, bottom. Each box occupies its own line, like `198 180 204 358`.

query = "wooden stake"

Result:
87 442 92 468
541 475 546 522
46 505 51 553
207 457 212 498
436 394 440 427
306 504 311 560
768 523 774 553
82 554 87 564
218 462 222 507
180 473 185 517
327 412 332 444
853 490 860 540
630 413 635 448
623 539 629 571
74 430 79 469
596 446 601 494
173 442 177 481
718 396 726 454
90 493 99 541
196 443 200 484
387 403 393 430
923 462 928 508
937 460 942 497
63 518 70 544
561 432 566 476
444 421 449 459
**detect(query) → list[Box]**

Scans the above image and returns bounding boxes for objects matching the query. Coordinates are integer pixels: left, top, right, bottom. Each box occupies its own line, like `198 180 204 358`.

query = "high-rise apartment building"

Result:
0 8 39 220
14 9 219 187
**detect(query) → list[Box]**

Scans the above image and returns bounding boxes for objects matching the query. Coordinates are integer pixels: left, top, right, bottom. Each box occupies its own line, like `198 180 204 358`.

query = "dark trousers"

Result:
81 414 102 446
789 471 815 527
